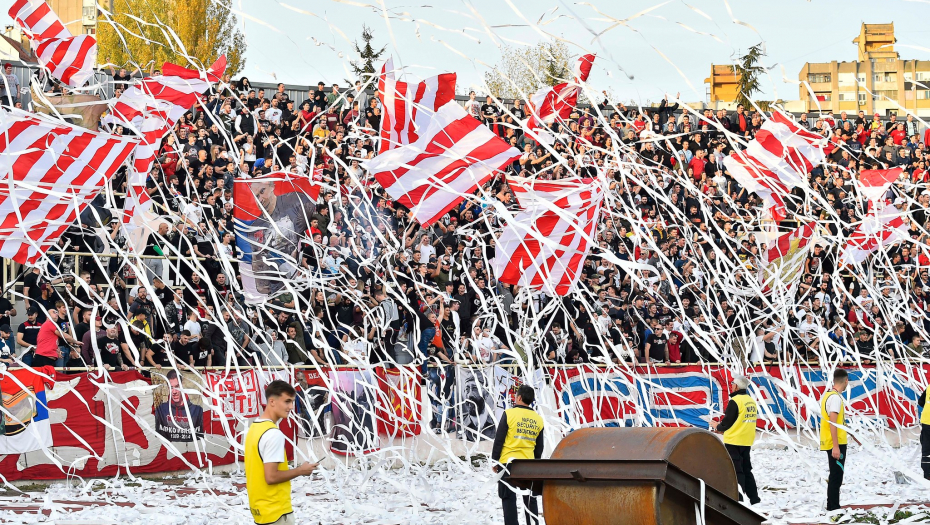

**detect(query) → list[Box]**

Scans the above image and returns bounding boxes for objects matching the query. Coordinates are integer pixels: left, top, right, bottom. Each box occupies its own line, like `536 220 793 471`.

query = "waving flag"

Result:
840 204 909 266
0 108 138 264
363 101 520 227
234 172 320 304
0 366 55 454
724 110 827 222
377 58 457 154
858 167 902 205
493 176 604 296
759 221 817 293
115 57 227 252
9 0 97 88
525 54 596 131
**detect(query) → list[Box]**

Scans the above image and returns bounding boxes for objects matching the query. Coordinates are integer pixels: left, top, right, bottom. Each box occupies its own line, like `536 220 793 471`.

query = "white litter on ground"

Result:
1 436 929 525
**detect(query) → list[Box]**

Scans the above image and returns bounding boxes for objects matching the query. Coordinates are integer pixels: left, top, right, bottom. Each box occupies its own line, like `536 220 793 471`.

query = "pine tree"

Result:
734 43 765 109
349 25 387 84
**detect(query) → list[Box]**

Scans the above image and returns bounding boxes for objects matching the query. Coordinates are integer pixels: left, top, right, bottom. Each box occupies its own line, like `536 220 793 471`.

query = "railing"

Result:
28 361 892 374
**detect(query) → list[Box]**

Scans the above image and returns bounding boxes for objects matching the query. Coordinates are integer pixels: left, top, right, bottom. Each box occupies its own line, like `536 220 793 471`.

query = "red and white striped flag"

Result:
9 0 97 88
765 221 817 264
758 221 817 294
492 176 604 296
377 58 456 154
858 167 902 205
0 109 138 264
724 110 827 222
525 54 595 131
114 57 226 252
839 204 909 266
363 101 520 227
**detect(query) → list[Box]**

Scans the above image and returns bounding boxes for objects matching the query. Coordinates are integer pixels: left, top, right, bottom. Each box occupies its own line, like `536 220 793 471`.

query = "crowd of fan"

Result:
1 64 930 396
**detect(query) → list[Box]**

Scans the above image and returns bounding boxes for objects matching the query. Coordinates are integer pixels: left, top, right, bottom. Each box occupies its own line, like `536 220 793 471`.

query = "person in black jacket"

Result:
714 376 761 505
918 385 930 479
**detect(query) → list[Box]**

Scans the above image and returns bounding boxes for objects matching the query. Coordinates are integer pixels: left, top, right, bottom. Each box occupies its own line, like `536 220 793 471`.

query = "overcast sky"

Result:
6 1 930 104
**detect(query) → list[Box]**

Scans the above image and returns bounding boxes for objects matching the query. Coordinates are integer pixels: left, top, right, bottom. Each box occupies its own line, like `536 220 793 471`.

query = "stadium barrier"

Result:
0 363 925 481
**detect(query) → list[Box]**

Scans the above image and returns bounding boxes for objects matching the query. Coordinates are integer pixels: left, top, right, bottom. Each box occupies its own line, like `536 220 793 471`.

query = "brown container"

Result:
506 427 764 525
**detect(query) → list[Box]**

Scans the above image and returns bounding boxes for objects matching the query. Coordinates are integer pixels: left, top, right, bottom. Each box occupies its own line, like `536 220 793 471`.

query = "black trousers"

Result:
31 354 58 368
725 444 760 504
921 425 930 480
826 444 847 511
499 477 539 525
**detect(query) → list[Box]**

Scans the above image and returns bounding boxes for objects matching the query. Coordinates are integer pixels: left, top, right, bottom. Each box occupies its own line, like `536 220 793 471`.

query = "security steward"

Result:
491 385 544 525
245 380 319 525
919 383 930 479
820 369 849 512
714 375 761 505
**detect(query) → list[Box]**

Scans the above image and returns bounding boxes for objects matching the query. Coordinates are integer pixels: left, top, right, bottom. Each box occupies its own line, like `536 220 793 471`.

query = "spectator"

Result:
1 63 20 106
0 325 14 365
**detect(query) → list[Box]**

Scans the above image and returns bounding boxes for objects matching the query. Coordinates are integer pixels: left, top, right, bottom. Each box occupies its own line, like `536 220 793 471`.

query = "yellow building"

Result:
798 23 930 116
46 0 100 36
705 64 739 104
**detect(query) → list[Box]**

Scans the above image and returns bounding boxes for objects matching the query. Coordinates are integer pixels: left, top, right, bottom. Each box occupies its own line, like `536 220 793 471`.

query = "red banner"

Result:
4 364 924 481
0 371 236 481
375 367 422 437
205 369 261 418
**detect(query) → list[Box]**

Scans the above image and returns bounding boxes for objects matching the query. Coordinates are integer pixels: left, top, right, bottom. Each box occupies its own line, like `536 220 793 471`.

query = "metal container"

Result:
506 427 764 525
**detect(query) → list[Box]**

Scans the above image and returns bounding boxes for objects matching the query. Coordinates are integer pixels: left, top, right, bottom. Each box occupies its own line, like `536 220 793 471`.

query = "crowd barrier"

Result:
0 363 927 481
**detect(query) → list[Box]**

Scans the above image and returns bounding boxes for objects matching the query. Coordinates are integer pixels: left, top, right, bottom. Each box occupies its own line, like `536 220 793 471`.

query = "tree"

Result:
734 43 766 110
97 0 246 76
484 41 573 100
348 24 386 85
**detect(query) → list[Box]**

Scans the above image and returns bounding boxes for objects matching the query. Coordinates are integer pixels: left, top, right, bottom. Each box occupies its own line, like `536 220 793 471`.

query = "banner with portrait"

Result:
296 368 331 439
233 172 321 304
150 369 209 442
329 369 380 456
454 366 499 441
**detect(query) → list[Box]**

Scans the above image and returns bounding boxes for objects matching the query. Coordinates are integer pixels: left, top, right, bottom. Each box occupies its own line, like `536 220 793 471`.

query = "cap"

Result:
2 63 10 69
874 112 880 117
26 307 37 315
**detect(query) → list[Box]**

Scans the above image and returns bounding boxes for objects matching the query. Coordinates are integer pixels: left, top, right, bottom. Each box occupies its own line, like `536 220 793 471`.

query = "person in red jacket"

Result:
890 123 907 145
688 149 707 183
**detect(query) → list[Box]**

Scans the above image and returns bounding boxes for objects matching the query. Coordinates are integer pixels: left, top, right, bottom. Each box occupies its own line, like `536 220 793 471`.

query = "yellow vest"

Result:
723 394 757 446
500 407 544 464
245 420 292 524
819 390 847 450
922 388 930 425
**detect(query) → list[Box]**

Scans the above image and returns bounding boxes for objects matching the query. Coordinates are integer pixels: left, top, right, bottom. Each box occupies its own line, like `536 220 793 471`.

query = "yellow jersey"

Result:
819 390 847 450
245 420 292 524
921 388 930 425
723 394 757 447
499 407 544 464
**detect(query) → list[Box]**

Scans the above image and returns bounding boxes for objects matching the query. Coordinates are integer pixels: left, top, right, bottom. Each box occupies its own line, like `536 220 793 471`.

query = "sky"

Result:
227 0 930 103
5 0 930 104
